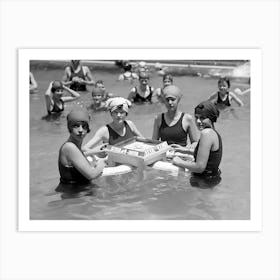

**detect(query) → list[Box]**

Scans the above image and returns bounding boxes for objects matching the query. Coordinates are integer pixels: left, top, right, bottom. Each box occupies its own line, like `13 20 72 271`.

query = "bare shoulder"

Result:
183 113 194 122
61 142 78 153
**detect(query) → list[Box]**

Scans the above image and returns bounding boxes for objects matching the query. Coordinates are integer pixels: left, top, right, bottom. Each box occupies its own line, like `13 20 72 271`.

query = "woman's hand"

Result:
172 156 186 167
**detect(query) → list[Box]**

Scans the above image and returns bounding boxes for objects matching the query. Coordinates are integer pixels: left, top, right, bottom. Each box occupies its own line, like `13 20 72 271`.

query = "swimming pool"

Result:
29 66 250 220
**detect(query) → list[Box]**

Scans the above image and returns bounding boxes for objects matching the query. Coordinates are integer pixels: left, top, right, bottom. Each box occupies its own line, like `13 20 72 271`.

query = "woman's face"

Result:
70 121 88 139
139 78 149 86
218 80 229 93
195 114 212 130
164 96 179 111
53 89 63 100
111 108 127 123
163 79 172 87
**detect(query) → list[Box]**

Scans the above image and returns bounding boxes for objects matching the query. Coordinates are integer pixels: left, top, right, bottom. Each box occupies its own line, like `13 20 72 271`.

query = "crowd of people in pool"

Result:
30 60 248 189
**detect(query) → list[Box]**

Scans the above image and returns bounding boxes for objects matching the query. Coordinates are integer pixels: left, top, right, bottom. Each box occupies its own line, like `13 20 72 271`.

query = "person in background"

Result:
62 60 94 91
117 61 139 82
172 100 222 186
95 80 114 101
152 85 198 149
128 71 154 104
83 97 143 155
154 62 168 76
208 77 244 108
45 80 80 114
90 85 108 112
29 72 38 93
57 108 107 186
153 74 173 103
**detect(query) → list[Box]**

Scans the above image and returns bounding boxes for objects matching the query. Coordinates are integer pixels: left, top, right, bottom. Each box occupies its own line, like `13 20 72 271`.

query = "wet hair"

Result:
195 101 220 123
163 74 173 83
51 80 63 93
218 77 230 88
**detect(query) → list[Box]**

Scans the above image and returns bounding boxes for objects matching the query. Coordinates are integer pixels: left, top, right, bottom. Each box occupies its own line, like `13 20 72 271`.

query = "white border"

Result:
19 49 261 232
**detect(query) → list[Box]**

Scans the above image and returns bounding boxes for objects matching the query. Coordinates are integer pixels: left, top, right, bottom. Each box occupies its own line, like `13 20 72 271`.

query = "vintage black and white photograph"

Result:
19 49 261 230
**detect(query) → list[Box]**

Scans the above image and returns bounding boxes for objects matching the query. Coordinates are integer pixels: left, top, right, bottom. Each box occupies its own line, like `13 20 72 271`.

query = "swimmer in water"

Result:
128 72 154 104
62 60 94 91
153 74 174 103
118 61 139 82
152 85 198 148
95 80 114 100
29 72 38 93
90 85 108 111
208 77 244 108
45 80 80 114
58 108 107 185
172 100 222 183
83 97 143 156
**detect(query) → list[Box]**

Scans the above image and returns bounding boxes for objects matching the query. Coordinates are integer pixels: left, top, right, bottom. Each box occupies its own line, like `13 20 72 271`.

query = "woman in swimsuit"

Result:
172 100 222 182
83 97 144 156
45 80 80 114
152 85 198 149
58 108 107 186
208 77 244 108
153 74 173 103
62 60 94 91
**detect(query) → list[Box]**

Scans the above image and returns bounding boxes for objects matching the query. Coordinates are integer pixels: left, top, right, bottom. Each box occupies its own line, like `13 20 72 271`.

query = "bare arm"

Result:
44 81 54 113
229 92 244 106
82 126 109 153
63 143 106 181
207 91 218 102
82 66 95 85
152 114 161 140
126 120 144 138
62 67 73 86
61 85 80 102
172 130 213 172
127 87 136 102
183 114 199 143
29 72 38 91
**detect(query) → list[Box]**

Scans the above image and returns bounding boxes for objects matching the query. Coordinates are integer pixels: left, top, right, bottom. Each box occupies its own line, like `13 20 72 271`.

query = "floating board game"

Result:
106 137 170 167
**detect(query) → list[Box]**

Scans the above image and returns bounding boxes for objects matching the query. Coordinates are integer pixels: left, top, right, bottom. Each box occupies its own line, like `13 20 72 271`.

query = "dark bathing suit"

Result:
159 113 188 146
49 99 64 114
69 66 87 91
132 86 153 103
215 92 231 107
107 121 136 145
58 142 90 184
193 129 222 178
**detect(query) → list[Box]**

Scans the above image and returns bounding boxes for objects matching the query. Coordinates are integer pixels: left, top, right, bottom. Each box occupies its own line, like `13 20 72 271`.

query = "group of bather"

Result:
30 60 246 189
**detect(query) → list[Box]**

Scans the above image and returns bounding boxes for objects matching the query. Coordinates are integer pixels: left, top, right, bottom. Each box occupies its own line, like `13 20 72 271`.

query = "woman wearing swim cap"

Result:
207 77 244 108
45 80 81 114
128 72 154 104
172 100 222 181
58 108 107 185
153 74 174 104
83 97 143 155
62 60 95 91
152 85 198 148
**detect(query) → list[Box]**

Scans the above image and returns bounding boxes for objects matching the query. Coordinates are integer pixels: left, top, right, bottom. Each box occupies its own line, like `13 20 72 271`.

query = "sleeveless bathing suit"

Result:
69 66 87 91
132 86 153 103
49 99 64 113
106 121 137 145
193 130 222 177
215 91 231 106
159 113 188 146
58 142 90 184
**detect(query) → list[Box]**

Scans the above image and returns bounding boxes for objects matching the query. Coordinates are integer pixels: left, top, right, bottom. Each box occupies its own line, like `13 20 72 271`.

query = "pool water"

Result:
30 68 250 220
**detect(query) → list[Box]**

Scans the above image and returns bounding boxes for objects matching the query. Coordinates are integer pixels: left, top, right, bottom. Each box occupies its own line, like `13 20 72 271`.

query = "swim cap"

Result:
67 108 90 132
163 74 173 82
51 80 63 93
195 101 220 123
139 71 150 80
106 97 131 113
139 61 146 68
163 85 182 99
155 62 162 70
